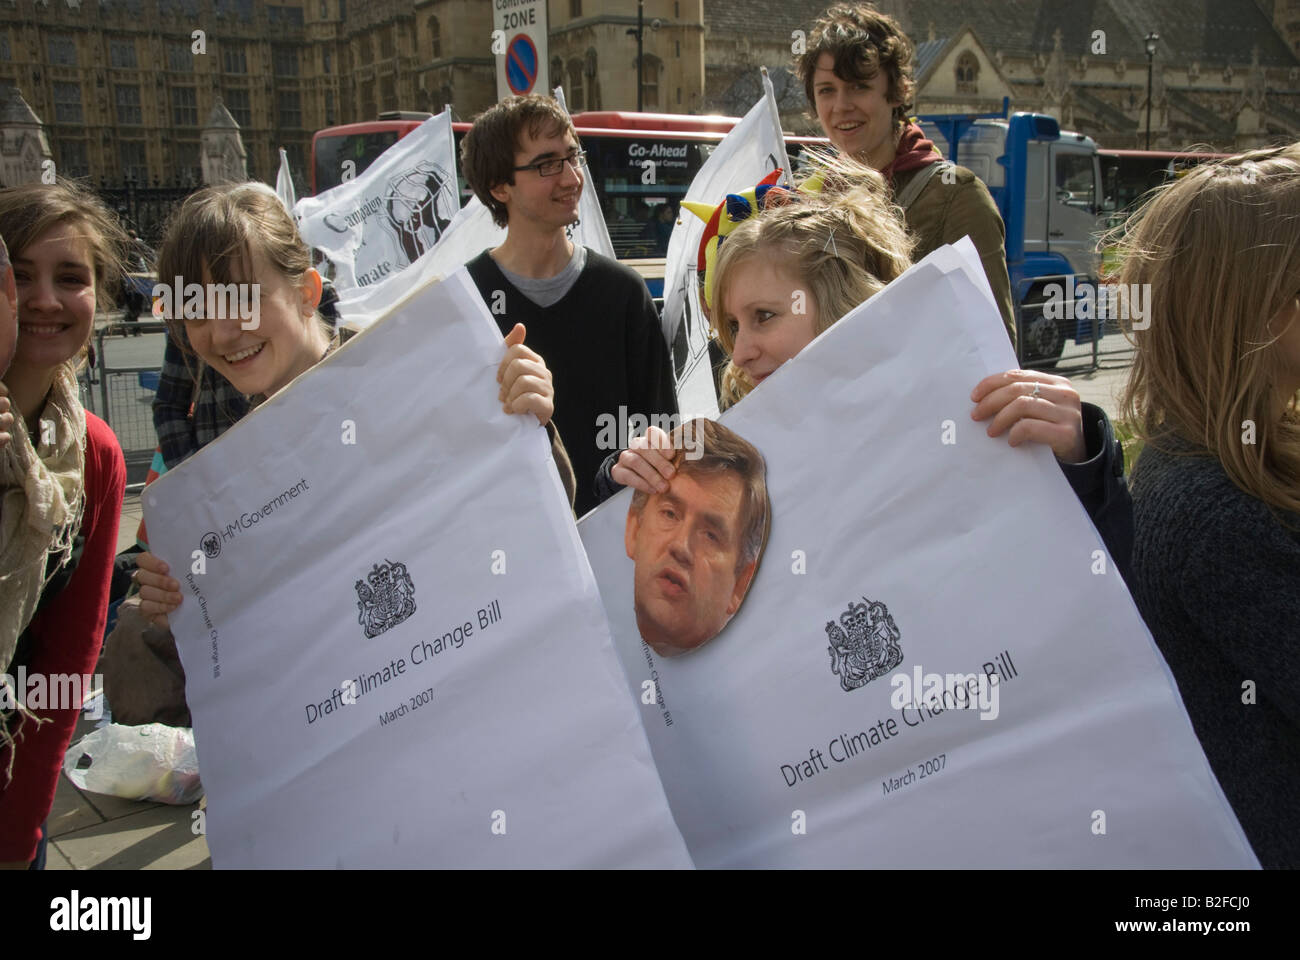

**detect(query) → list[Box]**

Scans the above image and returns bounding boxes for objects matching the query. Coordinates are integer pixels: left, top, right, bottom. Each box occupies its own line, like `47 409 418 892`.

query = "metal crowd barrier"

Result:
1019 273 1143 373
1016 282 1102 374
80 318 168 491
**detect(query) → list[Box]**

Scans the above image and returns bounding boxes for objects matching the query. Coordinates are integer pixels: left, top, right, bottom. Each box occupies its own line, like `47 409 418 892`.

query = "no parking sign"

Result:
494 0 548 101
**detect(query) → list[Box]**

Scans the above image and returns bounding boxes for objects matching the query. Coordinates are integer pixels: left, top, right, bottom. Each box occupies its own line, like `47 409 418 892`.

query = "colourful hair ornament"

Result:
682 168 824 309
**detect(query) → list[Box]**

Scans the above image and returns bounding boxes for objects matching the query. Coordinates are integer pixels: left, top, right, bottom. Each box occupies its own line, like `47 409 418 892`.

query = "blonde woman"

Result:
1118 144 1300 868
598 176 1132 579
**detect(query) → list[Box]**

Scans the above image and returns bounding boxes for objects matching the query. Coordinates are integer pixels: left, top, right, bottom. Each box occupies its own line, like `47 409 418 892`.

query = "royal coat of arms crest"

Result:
825 597 902 692
355 559 417 639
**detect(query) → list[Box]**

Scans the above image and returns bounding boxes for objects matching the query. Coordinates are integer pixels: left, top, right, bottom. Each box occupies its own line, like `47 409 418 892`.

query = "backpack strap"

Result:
895 160 952 210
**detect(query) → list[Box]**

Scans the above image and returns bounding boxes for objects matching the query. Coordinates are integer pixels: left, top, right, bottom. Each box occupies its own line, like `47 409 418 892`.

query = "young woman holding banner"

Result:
1116 144 1300 868
0 182 128 869
598 166 1133 581
130 182 573 620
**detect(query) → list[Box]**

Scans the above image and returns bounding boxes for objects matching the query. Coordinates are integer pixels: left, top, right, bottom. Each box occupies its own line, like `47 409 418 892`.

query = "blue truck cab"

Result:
920 108 1104 366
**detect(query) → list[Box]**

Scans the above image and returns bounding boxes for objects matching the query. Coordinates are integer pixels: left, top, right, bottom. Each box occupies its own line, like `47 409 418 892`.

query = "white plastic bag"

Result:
63 722 203 805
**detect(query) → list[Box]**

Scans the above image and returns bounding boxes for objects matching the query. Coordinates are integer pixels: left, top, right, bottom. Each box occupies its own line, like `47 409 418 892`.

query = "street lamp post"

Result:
627 1 645 112
1144 32 1159 150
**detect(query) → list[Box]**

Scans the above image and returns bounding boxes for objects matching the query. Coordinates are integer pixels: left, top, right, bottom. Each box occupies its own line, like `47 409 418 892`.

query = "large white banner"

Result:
577 239 1257 868
295 110 460 292
553 85 616 262
494 0 548 101
334 88 615 332
333 197 505 331
141 268 691 868
661 70 788 421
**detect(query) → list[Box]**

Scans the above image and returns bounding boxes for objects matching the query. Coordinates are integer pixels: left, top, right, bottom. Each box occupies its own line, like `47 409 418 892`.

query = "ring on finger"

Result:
1030 382 1042 398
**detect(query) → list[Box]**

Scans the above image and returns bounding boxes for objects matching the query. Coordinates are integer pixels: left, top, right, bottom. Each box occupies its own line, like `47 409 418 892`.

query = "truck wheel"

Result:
1020 312 1067 369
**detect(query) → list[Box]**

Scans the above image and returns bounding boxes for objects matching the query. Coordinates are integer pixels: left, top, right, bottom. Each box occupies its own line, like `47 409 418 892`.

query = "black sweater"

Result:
1130 439 1300 868
468 249 678 516
1057 402 1134 586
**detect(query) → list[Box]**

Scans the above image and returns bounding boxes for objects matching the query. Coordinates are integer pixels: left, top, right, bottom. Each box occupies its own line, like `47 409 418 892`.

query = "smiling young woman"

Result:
601 174 1132 596
154 183 333 403
130 182 575 638
0 180 128 870
797 3 1017 346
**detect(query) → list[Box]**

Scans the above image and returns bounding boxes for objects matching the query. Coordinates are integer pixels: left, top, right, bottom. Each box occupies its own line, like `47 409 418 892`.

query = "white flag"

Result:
577 239 1257 869
553 86 616 261
295 110 460 292
662 70 788 420
141 267 692 868
334 196 505 332
275 147 297 213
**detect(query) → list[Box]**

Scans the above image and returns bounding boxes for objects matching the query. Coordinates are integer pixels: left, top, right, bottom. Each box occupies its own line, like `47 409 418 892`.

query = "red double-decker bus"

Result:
1096 148 1232 278
1098 148 1232 215
311 112 432 197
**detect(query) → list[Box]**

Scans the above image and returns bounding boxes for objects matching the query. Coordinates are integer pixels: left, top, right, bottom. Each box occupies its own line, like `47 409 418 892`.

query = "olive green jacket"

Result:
893 162 1017 349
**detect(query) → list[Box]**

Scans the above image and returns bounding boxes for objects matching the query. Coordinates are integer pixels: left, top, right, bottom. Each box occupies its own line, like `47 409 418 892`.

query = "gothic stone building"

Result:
705 0 1300 150
0 0 708 187
2 0 1296 190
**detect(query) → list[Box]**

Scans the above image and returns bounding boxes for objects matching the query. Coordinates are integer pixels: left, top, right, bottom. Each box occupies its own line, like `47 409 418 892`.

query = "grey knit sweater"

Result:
1130 441 1300 868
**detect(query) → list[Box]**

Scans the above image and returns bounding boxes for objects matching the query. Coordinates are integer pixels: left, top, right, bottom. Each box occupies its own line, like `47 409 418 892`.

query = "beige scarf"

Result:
0 362 87 778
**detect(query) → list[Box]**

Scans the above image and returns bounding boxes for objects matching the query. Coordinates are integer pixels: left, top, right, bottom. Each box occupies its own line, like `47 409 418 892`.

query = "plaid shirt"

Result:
152 327 249 470
151 281 339 469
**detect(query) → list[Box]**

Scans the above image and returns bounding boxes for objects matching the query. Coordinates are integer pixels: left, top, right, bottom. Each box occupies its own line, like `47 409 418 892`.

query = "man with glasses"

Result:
463 95 677 516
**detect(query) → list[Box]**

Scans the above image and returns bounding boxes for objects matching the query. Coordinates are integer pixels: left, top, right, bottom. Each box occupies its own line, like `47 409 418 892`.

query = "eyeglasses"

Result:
513 150 586 177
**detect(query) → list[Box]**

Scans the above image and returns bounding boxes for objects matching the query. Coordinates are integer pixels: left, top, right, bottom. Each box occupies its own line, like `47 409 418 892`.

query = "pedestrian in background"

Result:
797 2 1017 346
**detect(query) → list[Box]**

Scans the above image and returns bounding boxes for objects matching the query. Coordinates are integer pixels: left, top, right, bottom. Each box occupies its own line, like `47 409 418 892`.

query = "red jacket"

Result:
0 412 124 862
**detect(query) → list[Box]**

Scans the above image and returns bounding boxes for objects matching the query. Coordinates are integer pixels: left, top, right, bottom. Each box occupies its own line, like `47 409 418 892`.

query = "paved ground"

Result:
1059 343 1134 422
46 704 210 870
